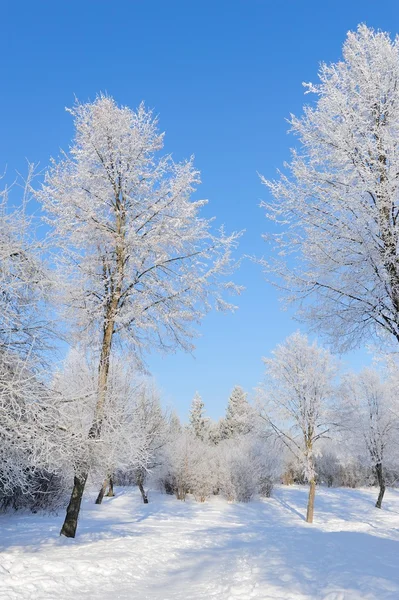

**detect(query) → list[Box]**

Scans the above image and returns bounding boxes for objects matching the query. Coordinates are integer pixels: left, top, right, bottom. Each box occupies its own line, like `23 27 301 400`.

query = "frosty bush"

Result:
315 451 342 488
217 440 257 502
217 437 280 502
159 428 216 501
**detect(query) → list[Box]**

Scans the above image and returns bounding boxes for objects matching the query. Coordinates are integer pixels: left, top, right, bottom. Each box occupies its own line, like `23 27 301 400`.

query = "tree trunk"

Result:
59 202 125 538
306 479 316 523
375 462 386 509
106 477 115 497
138 480 148 504
136 469 148 503
59 473 88 538
95 478 108 505
60 312 115 536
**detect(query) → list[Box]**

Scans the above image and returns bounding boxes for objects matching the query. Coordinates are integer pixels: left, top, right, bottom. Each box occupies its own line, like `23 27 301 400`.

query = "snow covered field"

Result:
1 485 399 600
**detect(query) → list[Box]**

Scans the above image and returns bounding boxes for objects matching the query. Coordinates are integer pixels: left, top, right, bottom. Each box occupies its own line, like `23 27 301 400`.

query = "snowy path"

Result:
1 486 399 599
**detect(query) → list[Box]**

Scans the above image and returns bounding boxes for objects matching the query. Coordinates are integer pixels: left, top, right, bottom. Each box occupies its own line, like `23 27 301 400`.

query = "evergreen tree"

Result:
222 385 253 439
188 392 209 440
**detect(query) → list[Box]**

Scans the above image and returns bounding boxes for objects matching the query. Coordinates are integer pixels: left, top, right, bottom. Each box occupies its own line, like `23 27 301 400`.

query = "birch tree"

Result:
261 25 399 351
38 95 241 537
260 332 336 523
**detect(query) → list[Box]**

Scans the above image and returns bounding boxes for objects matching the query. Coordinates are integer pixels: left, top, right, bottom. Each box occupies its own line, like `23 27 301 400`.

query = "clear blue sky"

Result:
2 1 396 419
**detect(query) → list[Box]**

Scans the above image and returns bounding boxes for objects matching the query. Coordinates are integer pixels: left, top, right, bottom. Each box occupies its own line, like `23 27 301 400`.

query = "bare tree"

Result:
38 95 241 537
259 332 336 523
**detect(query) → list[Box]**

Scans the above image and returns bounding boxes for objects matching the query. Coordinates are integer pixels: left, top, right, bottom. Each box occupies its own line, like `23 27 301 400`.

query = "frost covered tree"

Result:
51 348 98 479
340 368 399 508
187 438 218 502
161 429 197 501
129 382 168 504
0 170 60 510
161 411 218 502
0 167 51 357
38 95 241 537
53 350 150 506
314 442 342 488
0 351 67 511
188 392 209 441
159 395 280 503
261 25 399 351
260 332 336 523
91 360 147 505
221 385 253 439
313 438 370 489
217 436 280 502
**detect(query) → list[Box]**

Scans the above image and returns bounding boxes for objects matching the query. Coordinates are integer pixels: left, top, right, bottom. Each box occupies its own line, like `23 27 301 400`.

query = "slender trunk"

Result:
138 481 148 504
89 315 115 439
136 470 148 503
60 198 125 538
95 478 108 505
59 473 88 538
375 462 386 509
306 479 316 523
176 484 186 501
60 312 115 537
106 477 115 497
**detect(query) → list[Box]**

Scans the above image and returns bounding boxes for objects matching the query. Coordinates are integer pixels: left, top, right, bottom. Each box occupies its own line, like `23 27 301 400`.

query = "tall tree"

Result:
39 95 241 537
261 25 399 351
260 332 336 523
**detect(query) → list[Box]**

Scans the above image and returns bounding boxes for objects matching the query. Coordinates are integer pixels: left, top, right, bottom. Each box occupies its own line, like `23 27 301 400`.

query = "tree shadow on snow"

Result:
150 519 399 599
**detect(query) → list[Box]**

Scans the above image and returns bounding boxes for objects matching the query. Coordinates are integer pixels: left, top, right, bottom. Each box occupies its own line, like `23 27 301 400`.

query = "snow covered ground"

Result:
1 485 399 600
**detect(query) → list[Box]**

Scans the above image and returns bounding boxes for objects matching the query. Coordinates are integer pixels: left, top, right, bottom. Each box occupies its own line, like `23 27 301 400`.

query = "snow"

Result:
1 485 399 599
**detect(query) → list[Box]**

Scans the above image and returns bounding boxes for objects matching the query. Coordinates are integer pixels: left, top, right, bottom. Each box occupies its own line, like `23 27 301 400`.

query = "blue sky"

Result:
2 1 398 419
